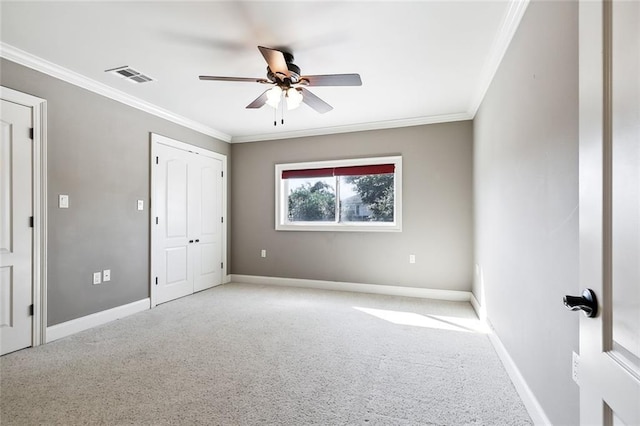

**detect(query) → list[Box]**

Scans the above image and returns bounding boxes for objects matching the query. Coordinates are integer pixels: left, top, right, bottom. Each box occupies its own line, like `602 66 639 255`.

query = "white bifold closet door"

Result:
153 139 223 306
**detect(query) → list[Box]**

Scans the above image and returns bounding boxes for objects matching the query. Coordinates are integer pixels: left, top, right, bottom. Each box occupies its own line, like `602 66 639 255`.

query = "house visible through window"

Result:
275 156 402 232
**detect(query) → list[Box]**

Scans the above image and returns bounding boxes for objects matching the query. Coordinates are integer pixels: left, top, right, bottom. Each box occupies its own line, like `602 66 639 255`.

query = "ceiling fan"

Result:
199 46 362 115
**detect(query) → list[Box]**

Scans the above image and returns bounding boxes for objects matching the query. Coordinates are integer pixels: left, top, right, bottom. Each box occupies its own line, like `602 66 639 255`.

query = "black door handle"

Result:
195 239 200 243
189 240 194 243
563 289 598 318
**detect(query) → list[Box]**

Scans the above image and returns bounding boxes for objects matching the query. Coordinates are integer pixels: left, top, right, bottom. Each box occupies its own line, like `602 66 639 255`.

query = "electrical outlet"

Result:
409 254 416 264
261 249 267 258
93 272 102 285
103 269 111 282
572 351 580 384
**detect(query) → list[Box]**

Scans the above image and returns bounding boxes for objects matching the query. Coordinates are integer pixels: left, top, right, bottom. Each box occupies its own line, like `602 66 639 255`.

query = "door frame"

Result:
1 86 48 346
149 132 227 308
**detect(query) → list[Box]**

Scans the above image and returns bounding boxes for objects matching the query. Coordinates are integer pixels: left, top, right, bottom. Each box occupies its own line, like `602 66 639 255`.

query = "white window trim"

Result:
275 156 402 232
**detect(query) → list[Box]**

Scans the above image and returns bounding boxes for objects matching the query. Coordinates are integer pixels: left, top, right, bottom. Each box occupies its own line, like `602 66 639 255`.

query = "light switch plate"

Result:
137 200 144 211
409 254 416 264
103 269 111 282
93 272 101 285
59 194 69 209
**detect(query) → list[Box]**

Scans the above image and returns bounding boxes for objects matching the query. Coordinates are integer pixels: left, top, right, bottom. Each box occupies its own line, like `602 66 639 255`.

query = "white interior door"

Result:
193 155 223 292
578 0 640 424
152 135 224 306
0 99 34 355
154 144 193 305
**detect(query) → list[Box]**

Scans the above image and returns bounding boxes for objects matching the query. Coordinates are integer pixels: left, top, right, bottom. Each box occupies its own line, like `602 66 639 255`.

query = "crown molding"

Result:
467 0 530 117
1 0 528 146
227 0 531 145
230 112 472 143
1 41 466 145
0 42 232 143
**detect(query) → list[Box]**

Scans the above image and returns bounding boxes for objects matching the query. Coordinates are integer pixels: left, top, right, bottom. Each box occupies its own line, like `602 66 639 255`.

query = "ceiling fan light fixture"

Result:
200 46 361 115
286 88 303 110
266 86 282 108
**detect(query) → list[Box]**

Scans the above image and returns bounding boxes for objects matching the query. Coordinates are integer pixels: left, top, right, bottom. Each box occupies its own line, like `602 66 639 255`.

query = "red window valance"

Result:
282 164 395 179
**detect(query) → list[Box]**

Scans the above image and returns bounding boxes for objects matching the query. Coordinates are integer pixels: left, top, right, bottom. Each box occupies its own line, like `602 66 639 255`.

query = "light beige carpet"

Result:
1 283 532 425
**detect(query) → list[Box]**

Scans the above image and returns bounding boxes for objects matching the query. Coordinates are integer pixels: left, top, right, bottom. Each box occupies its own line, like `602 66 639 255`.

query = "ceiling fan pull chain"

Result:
273 104 277 126
281 103 285 125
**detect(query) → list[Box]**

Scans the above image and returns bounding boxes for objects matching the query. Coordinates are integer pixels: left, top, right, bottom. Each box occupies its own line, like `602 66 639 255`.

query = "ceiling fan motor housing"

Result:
199 45 360 114
267 62 301 85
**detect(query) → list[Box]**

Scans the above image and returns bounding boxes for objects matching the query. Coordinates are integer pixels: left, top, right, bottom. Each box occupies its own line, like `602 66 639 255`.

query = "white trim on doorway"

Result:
0 86 48 346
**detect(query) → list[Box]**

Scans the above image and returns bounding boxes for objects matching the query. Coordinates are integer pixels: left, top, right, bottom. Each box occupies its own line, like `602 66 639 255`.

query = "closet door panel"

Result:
155 147 193 305
194 156 222 292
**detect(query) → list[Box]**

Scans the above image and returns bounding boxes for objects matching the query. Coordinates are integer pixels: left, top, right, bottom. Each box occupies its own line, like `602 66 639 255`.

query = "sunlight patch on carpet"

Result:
353 307 488 333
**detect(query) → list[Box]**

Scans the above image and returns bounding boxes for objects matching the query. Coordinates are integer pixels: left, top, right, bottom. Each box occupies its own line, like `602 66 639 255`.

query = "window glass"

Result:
339 174 394 223
276 156 402 232
287 177 336 222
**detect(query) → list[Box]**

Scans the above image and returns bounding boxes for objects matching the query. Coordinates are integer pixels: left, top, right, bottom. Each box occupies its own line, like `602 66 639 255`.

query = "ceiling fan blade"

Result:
300 74 362 87
199 76 270 83
258 46 290 79
300 88 333 114
246 90 269 109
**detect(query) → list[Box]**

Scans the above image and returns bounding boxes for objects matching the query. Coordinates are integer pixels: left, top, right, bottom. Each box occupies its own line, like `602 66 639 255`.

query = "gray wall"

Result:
231 122 473 291
0 58 230 326
473 1 579 424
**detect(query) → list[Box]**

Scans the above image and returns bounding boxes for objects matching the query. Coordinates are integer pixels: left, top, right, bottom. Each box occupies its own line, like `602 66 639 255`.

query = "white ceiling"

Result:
0 1 528 143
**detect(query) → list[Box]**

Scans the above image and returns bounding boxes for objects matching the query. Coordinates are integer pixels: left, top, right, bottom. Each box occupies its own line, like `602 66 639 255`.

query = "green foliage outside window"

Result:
287 174 394 223
344 174 394 222
288 181 336 221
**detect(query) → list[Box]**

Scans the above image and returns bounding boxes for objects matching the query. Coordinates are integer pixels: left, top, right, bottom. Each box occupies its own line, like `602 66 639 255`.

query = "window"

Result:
275 156 402 231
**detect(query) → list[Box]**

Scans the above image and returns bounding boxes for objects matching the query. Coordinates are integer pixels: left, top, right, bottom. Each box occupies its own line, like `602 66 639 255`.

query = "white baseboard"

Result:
469 292 487 322
472 292 550 424
230 274 471 302
223 274 232 284
46 298 150 343
485 318 552 425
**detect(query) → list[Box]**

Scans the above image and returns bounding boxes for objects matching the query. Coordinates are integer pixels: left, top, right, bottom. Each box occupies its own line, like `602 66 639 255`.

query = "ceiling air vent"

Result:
105 66 155 84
